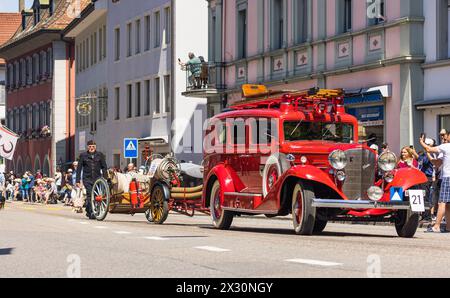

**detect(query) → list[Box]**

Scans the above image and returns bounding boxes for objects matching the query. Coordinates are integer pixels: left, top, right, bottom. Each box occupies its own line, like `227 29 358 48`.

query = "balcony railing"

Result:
182 62 226 98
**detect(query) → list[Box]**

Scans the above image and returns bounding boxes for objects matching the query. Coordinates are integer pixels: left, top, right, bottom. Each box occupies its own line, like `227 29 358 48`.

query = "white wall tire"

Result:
292 182 316 235
210 180 233 230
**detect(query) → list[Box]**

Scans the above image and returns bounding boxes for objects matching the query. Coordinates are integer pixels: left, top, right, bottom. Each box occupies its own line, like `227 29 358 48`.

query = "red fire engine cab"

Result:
202 85 428 238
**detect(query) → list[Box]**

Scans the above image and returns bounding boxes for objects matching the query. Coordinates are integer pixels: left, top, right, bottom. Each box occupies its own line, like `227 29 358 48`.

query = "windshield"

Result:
284 121 354 143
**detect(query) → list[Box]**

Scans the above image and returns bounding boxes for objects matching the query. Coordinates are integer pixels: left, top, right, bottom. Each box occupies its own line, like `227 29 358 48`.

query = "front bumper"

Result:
312 199 430 211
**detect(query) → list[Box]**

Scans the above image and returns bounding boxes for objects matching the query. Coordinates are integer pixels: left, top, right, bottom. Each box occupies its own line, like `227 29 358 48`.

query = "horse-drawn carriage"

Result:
90 155 208 224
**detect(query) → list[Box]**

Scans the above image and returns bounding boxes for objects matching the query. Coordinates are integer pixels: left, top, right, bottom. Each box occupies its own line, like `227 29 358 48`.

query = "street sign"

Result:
124 138 138 159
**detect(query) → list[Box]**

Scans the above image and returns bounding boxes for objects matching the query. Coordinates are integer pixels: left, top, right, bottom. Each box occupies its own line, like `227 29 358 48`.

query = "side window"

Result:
232 120 246 145
217 123 227 145
250 118 272 145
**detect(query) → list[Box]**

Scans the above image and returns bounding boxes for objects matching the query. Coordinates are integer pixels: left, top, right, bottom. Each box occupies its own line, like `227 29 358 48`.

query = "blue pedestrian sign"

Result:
124 138 138 159
390 187 404 202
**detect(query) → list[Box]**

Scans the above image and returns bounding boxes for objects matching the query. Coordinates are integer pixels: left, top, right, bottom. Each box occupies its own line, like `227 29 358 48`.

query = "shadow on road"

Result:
198 226 397 239
0 248 14 255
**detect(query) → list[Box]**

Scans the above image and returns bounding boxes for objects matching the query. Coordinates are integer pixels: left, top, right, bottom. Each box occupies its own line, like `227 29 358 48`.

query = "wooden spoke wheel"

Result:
149 185 169 224
91 178 110 221
144 209 154 223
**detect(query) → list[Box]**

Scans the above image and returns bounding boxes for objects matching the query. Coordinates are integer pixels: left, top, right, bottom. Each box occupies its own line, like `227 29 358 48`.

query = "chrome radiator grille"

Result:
342 149 376 201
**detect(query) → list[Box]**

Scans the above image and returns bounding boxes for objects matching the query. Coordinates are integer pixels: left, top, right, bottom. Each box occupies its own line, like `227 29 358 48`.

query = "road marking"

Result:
78 222 89 225
94 226 108 230
285 259 343 267
194 246 230 252
143 236 169 241
114 231 132 235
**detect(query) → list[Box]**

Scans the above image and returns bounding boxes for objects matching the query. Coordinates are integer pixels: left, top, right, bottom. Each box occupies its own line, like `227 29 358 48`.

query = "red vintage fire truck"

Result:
202 85 428 238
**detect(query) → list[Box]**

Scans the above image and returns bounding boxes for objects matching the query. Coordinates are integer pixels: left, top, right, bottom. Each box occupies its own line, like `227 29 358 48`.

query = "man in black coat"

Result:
76 140 108 219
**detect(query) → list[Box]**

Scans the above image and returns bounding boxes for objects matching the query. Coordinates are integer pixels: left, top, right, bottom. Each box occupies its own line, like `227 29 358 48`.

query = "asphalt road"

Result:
1 201 449 278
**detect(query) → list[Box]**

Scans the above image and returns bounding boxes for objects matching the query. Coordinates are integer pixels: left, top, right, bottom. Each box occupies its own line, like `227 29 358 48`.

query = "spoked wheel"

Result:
144 209 154 223
149 185 169 224
91 178 110 221
292 181 316 235
210 181 233 229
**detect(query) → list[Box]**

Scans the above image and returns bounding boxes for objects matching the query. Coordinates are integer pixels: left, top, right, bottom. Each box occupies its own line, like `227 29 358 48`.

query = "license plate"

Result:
407 190 425 213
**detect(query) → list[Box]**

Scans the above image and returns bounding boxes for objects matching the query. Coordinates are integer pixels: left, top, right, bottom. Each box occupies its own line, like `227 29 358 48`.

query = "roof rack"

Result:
231 85 345 111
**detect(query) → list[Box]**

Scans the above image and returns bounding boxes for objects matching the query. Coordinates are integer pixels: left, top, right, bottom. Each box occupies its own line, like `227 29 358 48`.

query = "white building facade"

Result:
67 0 208 168
420 0 450 140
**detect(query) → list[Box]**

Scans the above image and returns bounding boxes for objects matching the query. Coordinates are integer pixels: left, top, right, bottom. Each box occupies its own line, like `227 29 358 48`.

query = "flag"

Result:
0 125 19 161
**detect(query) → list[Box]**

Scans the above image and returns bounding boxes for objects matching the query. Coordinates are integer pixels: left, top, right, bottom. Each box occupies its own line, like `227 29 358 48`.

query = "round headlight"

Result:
378 152 397 172
336 170 346 182
367 186 384 202
329 150 348 170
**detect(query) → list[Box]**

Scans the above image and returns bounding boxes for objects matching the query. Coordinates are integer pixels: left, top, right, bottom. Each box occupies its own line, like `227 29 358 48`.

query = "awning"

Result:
344 91 384 105
343 85 391 106
415 98 450 110
138 136 169 144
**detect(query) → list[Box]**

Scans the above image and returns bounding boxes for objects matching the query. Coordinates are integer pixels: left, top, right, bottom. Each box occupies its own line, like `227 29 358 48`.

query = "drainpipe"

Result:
170 0 175 154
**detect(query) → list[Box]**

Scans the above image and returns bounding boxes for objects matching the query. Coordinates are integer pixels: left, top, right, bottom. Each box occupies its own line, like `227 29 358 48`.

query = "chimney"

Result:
19 0 25 12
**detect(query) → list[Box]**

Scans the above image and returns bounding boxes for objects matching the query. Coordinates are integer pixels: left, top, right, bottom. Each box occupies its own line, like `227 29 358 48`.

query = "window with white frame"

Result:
144 80 150 116
164 75 170 113
237 3 247 59
90 34 94 66
39 52 44 78
99 27 103 62
46 102 51 127
42 51 47 77
102 25 106 59
14 62 19 87
127 84 132 118
272 0 284 50
136 19 141 54
115 87 120 120
127 23 132 57
154 77 160 114
154 11 160 48
135 82 141 117
90 91 97 132
338 0 352 34
145 15 151 51
93 32 97 64
86 37 90 69
164 7 171 44
114 27 121 61
47 48 53 77
103 87 108 121
295 0 309 44
26 57 31 84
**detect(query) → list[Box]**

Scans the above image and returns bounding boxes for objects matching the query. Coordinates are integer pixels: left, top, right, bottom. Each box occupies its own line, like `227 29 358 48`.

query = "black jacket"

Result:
76 151 108 183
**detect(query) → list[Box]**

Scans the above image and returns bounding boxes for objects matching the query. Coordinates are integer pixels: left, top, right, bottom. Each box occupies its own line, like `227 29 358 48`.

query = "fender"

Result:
281 165 345 198
151 181 171 202
202 163 246 207
386 168 428 191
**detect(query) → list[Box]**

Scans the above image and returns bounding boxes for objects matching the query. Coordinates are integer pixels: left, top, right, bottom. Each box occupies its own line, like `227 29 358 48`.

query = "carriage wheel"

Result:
144 209 154 223
149 185 169 224
91 178 110 221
